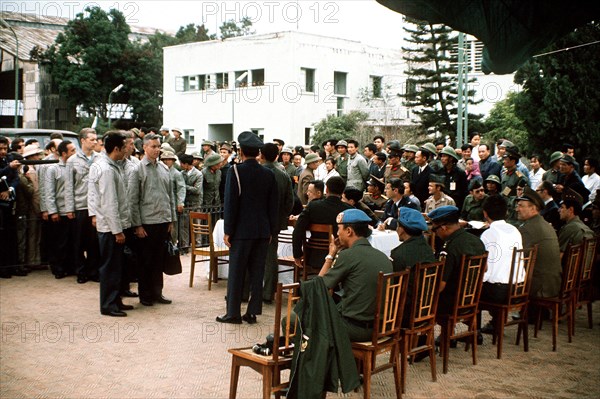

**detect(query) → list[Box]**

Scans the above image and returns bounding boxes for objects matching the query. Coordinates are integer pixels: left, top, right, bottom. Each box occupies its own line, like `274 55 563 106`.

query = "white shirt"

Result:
480 220 523 284
528 167 545 190
582 172 600 202
313 162 327 181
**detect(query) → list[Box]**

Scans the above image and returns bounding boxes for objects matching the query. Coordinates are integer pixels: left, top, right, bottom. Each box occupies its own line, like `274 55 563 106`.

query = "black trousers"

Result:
98 232 123 313
226 238 269 317
137 223 169 302
120 228 139 294
73 210 100 279
48 216 74 276
0 204 17 275
479 282 510 326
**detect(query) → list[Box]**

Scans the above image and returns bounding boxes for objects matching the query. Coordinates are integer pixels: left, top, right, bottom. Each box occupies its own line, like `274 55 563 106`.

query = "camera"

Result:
252 343 272 356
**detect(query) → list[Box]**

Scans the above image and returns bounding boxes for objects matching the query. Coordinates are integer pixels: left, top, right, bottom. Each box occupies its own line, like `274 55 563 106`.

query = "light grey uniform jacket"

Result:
65 149 99 212
43 159 69 216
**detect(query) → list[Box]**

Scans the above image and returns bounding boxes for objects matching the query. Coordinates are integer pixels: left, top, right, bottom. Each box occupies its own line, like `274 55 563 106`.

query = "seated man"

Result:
293 176 352 270
379 178 419 230
423 175 456 214
478 195 523 334
319 209 393 341
461 180 487 222
537 180 563 233
342 187 379 226
362 176 387 211
558 188 594 257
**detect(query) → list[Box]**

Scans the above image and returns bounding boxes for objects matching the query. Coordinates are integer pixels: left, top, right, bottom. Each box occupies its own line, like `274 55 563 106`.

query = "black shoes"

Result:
155 296 172 304
12 268 28 276
54 272 68 279
481 322 495 335
242 314 257 324
123 290 139 298
101 310 127 317
140 300 154 306
216 315 243 324
77 276 88 284
119 303 134 310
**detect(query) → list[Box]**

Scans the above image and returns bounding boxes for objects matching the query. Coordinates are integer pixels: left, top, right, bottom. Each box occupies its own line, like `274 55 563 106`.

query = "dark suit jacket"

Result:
224 159 278 240
292 196 352 266
411 164 432 207
264 162 294 231
540 200 563 233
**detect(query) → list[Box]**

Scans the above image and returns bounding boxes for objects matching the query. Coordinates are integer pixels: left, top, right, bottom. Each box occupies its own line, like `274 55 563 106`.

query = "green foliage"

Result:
311 111 372 146
512 21 600 159
220 17 255 39
402 18 481 140
484 92 529 151
175 24 216 43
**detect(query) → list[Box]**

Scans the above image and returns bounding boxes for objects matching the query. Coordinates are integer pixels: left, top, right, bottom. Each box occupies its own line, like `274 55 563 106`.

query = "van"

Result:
0 128 81 150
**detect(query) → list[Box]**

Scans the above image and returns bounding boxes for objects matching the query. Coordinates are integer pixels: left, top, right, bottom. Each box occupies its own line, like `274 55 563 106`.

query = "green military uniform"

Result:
202 167 221 207
283 162 297 180
336 155 348 181
542 168 561 185
402 159 417 174
501 167 529 197
460 194 487 222
362 192 387 210
322 237 393 341
437 228 486 314
558 216 594 253
384 164 410 183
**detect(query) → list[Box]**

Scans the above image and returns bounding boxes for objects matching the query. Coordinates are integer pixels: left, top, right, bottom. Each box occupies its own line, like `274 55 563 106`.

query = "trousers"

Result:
98 232 124 313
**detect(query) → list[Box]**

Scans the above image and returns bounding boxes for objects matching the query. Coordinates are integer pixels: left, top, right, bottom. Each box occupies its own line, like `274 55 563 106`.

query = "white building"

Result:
163 31 411 150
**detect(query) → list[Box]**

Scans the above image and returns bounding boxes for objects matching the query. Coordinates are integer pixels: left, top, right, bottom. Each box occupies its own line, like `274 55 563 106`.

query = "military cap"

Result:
420 143 437 156
237 131 264 149
560 154 576 165
160 142 175 153
402 144 419 153
485 174 501 185
336 140 348 148
388 140 402 152
159 126 169 132
130 127 141 136
427 205 460 223
160 151 177 160
429 174 446 187
499 140 515 148
201 139 214 147
171 127 184 134
23 145 44 158
336 209 372 224
549 151 564 165
516 186 545 210
397 207 428 232
367 175 385 191
561 187 583 206
503 146 521 160
204 153 223 168
280 147 293 155
304 153 321 164
192 151 203 160
220 143 232 152
440 146 460 161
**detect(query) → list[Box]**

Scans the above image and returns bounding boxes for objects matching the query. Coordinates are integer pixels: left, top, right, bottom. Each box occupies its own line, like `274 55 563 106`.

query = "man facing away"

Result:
216 131 279 324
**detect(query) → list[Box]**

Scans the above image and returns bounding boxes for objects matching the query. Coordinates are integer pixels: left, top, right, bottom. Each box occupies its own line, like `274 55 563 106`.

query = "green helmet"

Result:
440 146 460 161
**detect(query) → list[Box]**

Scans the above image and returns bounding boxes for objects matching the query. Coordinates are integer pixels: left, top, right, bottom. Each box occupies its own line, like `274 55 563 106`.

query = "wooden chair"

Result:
572 236 598 332
352 270 409 399
531 243 582 351
189 212 229 290
228 282 300 399
300 223 333 281
400 260 444 393
436 253 487 374
276 220 297 281
479 245 538 359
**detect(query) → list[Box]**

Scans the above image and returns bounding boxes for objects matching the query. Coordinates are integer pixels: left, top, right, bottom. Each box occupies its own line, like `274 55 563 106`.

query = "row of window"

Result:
175 68 384 98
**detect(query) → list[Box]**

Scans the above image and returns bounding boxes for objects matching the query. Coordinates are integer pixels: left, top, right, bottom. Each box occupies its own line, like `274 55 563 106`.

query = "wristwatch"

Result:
325 254 335 261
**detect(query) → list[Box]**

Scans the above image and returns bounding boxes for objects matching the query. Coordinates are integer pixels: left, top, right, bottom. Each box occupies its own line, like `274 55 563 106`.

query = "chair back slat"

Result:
189 211 215 250
373 271 409 344
561 243 582 299
272 283 301 362
453 253 487 319
305 224 333 251
579 237 598 282
410 261 445 327
507 245 538 306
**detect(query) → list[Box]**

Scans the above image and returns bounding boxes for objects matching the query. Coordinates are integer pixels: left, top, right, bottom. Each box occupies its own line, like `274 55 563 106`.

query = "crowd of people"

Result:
1 129 599 331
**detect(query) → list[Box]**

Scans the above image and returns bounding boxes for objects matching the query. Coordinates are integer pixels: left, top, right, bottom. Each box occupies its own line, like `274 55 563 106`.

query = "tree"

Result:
512 21 600 159
311 111 373 147
220 17 255 39
484 92 529 152
401 18 481 140
175 23 216 43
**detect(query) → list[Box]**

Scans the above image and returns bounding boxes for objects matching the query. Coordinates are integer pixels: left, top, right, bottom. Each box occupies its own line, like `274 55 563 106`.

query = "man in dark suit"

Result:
216 132 279 324
537 180 563 233
411 150 432 208
293 176 352 270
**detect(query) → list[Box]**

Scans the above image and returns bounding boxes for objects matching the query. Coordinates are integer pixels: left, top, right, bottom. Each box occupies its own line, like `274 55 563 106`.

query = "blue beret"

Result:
427 205 460 222
397 207 428 232
336 209 371 224
237 131 264 149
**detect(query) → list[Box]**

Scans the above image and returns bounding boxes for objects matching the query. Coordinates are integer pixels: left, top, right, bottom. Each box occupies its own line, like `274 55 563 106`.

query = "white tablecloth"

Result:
208 220 401 281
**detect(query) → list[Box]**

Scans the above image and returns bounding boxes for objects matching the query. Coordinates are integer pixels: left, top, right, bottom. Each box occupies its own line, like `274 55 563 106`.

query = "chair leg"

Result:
429 330 437 382
442 322 452 374
472 320 478 366
496 309 506 359
393 344 402 399
567 300 574 344
534 307 541 338
552 304 558 352
262 365 273 399
229 357 240 399
189 254 195 288
208 257 213 291
587 302 593 329
363 352 372 399
401 333 408 393
522 317 529 353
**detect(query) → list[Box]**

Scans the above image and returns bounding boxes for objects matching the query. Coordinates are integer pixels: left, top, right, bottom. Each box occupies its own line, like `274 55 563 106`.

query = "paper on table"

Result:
467 220 486 229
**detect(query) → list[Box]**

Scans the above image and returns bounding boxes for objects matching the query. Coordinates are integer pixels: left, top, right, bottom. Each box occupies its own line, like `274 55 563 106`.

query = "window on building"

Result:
235 70 248 87
371 76 382 98
216 73 229 89
336 97 344 117
301 68 315 92
251 69 265 86
175 77 184 92
334 71 347 95
188 75 199 91
405 79 417 96
251 128 264 141
184 129 195 145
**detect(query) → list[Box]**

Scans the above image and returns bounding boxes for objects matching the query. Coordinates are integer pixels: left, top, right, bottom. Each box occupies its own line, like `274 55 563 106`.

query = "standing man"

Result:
537 181 563 233
501 147 529 197
202 153 223 208
438 146 468 209
478 144 502 181
169 128 187 157
335 140 349 182
200 140 215 159
582 158 599 202
217 132 278 324
179 154 203 251
0 136 20 278
346 139 369 191
384 147 410 184
160 151 186 245
373 135 386 153
528 155 545 191
412 149 433 207
423 175 456 214
65 128 101 284
129 134 176 306
297 153 320 206
44 140 76 279
280 147 297 179
556 154 590 203
260 143 294 304
89 132 131 317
